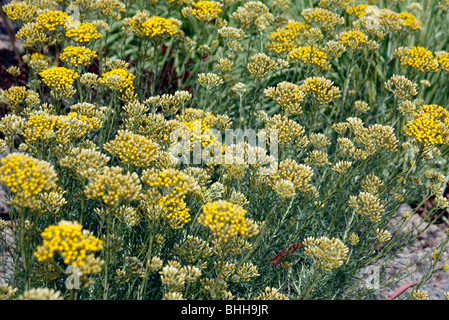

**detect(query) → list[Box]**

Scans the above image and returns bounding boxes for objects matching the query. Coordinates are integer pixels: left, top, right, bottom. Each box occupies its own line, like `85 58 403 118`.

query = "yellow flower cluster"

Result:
349 191 385 223
99 68 136 92
384 74 418 101
331 160 352 173
189 1 223 22
413 290 429 300
94 0 126 20
173 235 212 268
346 4 370 18
301 8 344 32
397 46 439 72
1 86 39 115
405 104 449 146
66 22 102 43
57 112 104 143
0 153 58 196
36 10 70 32
144 168 199 196
135 16 181 40
399 12 422 30
304 150 331 167
436 51 449 72
198 200 258 242
34 220 103 267
299 76 341 106
197 72 223 89
264 81 305 115
23 113 59 144
270 158 316 196
348 233 359 245
334 117 398 158
377 9 405 32
375 228 392 242
59 147 110 182
173 117 224 167
262 114 307 148
180 119 217 148
254 287 289 300
217 26 247 52
2 0 37 23
230 1 273 30
84 166 142 206
59 46 98 68
39 67 79 89
266 21 311 54
302 236 349 272
6 66 20 77
25 53 52 70
142 168 200 229
288 46 331 71
22 111 103 145
15 22 49 49
247 53 278 78
336 30 376 51
104 130 162 168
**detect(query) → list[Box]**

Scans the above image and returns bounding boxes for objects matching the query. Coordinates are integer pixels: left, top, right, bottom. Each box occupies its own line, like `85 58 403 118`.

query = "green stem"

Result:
298 270 323 300
19 211 30 290
338 55 354 122
152 41 160 96
248 78 261 127
139 220 156 299
102 210 113 300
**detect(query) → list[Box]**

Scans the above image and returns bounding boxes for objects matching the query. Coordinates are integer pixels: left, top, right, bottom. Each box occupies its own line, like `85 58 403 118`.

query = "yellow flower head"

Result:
36 10 70 32
230 1 273 30
142 168 200 229
104 130 162 168
346 4 370 18
301 8 344 32
397 46 439 72
39 67 79 89
288 46 331 70
3 0 37 23
264 81 305 115
247 53 278 78
84 166 142 206
299 76 341 106
337 29 366 46
190 1 223 22
375 228 392 242
57 112 104 143
23 112 60 144
399 12 422 30
413 290 429 300
143 16 179 38
0 153 58 196
270 158 315 195
99 68 135 92
405 104 449 146
255 287 289 300
198 200 258 242
34 220 103 267
1 86 39 115
66 22 102 43
60 46 98 68
436 51 449 72
266 21 311 54
303 236 349 272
